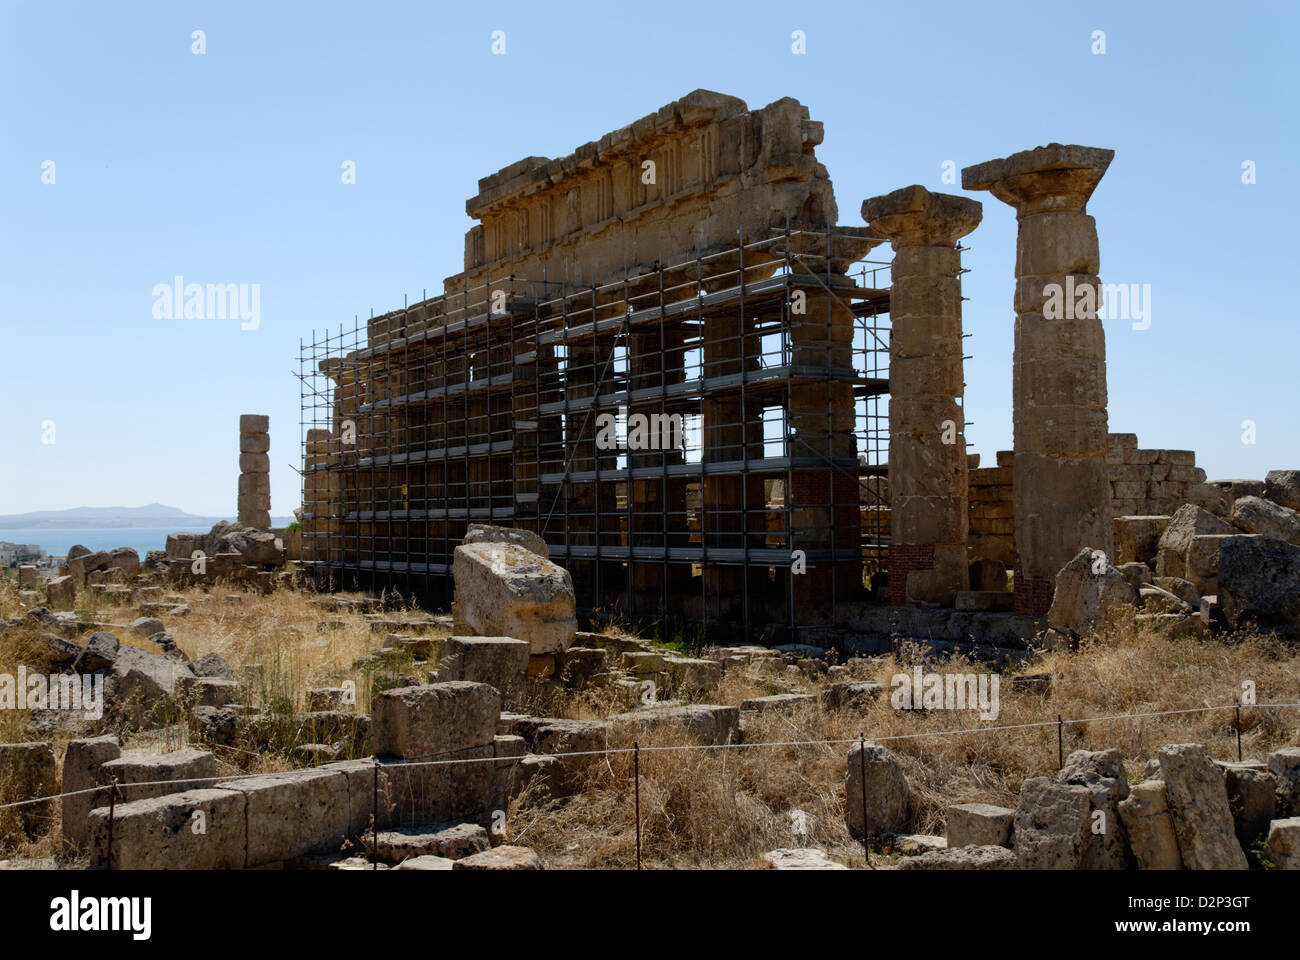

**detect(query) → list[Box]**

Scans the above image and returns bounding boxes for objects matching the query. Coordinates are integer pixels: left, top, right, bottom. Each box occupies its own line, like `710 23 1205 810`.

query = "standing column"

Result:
863 185 982 607
238 414 271 529
962 145 1114 615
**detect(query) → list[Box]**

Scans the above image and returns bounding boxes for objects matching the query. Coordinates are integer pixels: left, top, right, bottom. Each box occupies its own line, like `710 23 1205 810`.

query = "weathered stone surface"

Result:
0 742 58 838
1014 777 1092 869
453 845 543 870
1057 748 1130 869
463 523 549 559
87 788 246 869
897 844 1016 870
204 522 285 565
609 704 738 746
393 855 455 870
240 414 269 434
1269 747 1300 817
946 802 1015 848
845 743 910 838
190 652 235 681
1113 516 1170 566
70 631 117 673
1047 548 1138 637
761 847 848 870
891 833 948 855
371 682 500 759
100 747 216 807
128 617 165 639
1263 470 1300 511
1117 780 1182 870
109 547 141 577
217 768 349 866
45 576 75 611
662 656 721 696
559 647 609 689
452 542 577 654
1231 495 1300 547
820 680 883 711
364 821 490 863
1152 577 1200 607
1159 743 1248 870
1155 504 1239 578
60 735 121 851
1215 535 1300 627
175 675 239 708
1221 763 1276 847
1263 817 1300 869
739 693 815 714
106 643 195 719
435 636 529 703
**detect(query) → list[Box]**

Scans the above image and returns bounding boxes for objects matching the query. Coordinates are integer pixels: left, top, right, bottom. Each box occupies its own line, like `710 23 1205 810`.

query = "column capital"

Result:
861 184 983 247
962 143 1114 216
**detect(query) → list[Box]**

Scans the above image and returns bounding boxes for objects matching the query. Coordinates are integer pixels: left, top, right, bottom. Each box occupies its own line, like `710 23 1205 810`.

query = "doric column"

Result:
862 185 982 606
962 144 1114 614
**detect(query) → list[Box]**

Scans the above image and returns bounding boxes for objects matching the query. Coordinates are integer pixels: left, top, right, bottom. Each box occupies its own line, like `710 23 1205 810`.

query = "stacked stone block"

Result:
862 184 982 606
963 144 1116 615
968 451 1015 567
238 414 271 529
1106 432 1215 517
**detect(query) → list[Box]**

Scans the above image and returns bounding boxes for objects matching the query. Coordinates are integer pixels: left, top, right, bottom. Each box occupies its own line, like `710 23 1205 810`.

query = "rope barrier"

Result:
2 700 1295 812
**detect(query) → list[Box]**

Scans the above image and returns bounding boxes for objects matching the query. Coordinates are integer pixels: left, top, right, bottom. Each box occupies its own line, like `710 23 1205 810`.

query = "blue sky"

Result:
2 0 1296 516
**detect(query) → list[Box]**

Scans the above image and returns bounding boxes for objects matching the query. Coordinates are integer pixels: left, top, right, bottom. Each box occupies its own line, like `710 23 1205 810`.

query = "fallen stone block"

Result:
0 742 58 839
739 693 815 714
1159 743 1248 869
1232 495 1300 547
1113 515 1170 566
176 675 239 708
1263 817 1300 869
559 647 609 689
100 748 217 808
897 844 1016 870
662 657 721 696
45 576 76 611
371 682 500 760
87 788 246 869
217 768 350 867
1117 779 1182 870
954 590 1014 612
1056 748 1131 869
845 743 909 839
890 834 947 856
1220 762 1276 848
435 637 529 703
1047 548 1138 637
609 704 739 746
761 848 848 870
946 802 1014 848
1014 778 1092 869
452 845 543 870
363 821 490 863
393 855 455 870
452 543 577 655
60 735 121 851
463 523 549 559
1269 747 1300 817
1216 535 1300 627
304 687 349 712
820 680 883 711
1263 470 1300 511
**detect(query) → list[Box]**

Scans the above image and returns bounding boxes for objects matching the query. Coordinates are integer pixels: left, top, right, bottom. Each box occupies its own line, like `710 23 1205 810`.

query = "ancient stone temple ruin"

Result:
300 89 1220 642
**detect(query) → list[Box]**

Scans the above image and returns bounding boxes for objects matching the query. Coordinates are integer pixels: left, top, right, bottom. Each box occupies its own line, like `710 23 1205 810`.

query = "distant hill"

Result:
0 504 226 529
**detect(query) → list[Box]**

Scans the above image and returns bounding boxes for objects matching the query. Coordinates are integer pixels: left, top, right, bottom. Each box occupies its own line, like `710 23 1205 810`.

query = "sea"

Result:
2 520 296 558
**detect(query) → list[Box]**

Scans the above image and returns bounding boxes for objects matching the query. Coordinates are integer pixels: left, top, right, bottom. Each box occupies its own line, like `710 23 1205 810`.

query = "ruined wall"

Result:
968 452 1015 567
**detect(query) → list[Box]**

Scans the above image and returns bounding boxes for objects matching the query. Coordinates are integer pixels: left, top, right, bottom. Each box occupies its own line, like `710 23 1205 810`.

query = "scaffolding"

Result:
299 226 891 643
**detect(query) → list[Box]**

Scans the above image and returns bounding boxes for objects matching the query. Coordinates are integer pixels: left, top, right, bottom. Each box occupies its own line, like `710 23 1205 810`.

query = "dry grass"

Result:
1 572 1298 867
